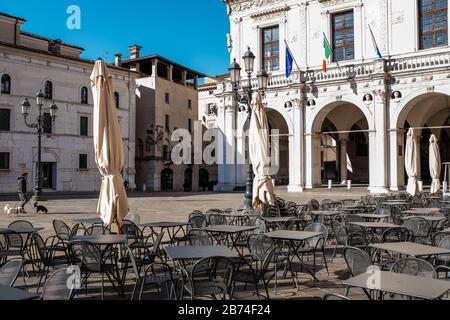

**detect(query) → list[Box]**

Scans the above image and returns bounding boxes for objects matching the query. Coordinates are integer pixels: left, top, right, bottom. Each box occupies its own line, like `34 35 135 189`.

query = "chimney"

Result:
114 53 122 67
128 44 142 60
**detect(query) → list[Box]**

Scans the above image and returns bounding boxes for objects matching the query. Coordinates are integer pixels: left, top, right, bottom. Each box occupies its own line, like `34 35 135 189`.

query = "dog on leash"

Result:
3 204 23 216
34 202 48 215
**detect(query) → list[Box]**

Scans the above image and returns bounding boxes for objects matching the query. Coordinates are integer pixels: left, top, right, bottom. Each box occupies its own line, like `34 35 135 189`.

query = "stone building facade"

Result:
0 12 138 193
198 0 450 194
119 48 214 192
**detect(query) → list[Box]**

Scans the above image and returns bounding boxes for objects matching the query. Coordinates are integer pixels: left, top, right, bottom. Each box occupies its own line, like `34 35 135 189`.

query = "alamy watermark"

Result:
66 5 81 30
167 121 281 175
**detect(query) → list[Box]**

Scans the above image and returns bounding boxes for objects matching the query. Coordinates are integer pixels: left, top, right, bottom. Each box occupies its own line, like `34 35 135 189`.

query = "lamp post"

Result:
229 47 269 209
20 90 58 201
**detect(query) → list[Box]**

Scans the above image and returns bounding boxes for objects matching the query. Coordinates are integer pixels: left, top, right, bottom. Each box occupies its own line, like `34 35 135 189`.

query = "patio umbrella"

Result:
429 134 441 194
249 93 276 208
91 59 129 226
405 128 419 196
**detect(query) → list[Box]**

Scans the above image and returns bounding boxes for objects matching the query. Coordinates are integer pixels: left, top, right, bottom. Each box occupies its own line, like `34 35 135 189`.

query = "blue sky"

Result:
0 0 230 76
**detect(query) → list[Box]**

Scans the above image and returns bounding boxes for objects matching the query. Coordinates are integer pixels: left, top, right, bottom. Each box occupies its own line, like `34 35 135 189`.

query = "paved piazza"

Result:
0 187 374 300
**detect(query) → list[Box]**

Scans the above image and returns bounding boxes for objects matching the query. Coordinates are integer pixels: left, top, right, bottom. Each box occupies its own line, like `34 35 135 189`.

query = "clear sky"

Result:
0 0 230 76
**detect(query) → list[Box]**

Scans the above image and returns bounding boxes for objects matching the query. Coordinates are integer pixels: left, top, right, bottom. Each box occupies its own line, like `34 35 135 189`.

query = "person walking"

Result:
17 172 30 212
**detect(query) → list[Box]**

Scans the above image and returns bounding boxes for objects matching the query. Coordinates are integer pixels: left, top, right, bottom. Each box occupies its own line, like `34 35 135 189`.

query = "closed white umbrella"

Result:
249 93 276 208
91 59 129 226
429 134 441 194
405 128 419 196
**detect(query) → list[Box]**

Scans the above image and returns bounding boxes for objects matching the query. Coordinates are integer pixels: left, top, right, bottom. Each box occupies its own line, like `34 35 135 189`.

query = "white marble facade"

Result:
199 0 450 193
0 12 138 193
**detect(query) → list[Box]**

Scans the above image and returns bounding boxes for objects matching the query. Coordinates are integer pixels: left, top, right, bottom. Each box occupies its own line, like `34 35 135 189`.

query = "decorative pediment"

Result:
227 0 288 14
250 5 290 21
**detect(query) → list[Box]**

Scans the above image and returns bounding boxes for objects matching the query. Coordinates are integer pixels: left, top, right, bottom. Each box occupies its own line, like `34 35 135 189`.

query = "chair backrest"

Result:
121 221 144 244
331 221 348 245
247 234 275 260
347 232 368 251
189 215 206 229
124 213 141 226
69 241 102 272
433 231 450 247
285 218 306 231
8 220 33 229
437 235 450 264
188 229 212 246
41 268 74 300
0 259 23 287
391 206 404 225
3 231 23 251
382 227 411 243
402 217 430 238
344 246 373 277
189 256 234 298
390 257 437 279
208 213 227 226
345 215 365 234
304 223 328 248
53 220 71 241
84 225 111 236
308 199 320 211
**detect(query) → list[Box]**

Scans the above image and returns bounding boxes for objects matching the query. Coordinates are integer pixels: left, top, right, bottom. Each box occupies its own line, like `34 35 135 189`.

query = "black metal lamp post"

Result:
20 90 58 201
229 47 269 209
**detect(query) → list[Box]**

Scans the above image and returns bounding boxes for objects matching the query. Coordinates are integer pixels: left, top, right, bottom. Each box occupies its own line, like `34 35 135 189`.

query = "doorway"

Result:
41 162 56 190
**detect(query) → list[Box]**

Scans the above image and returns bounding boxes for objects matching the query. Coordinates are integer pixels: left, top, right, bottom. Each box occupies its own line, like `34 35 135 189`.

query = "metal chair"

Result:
188 229 213 246
182 256 234 300
331 221 348 261
41 268 74 300
84 225 111 236
124 213 141 226
68 241 122 300
231 248 276 300
402 217 430 243
343 246 374 298
188 215 207 230
297 223 329 277
390 257 437 279
347 232 369 252
208 214 227 226
0 259 23 287
433 231 450 247
138 261 179 300
382 227 411 243
435 235 450 279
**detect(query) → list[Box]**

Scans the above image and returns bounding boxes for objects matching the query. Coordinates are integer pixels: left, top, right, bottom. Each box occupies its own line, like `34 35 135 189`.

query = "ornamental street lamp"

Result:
20 90 58 201
229 47 269 209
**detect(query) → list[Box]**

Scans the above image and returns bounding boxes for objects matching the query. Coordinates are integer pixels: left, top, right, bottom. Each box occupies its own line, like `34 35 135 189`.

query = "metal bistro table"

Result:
0 284 40 301
343 270 450 300
370 242 450 260
220 212 260 226
265 230 324 284
262 216 296 230
202 225 258 256
403 208 442 215
354 214 390 222
165 245 237 261
142 221 191 246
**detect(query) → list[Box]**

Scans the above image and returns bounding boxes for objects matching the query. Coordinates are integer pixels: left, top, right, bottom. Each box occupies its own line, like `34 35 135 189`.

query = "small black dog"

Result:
34 202 48 215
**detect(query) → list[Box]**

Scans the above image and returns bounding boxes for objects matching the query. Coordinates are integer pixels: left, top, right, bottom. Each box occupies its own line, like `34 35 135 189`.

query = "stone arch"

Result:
306 100 371 188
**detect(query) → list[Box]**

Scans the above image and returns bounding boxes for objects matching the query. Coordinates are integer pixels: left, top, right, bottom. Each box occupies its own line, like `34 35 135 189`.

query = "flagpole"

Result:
284 39 302 72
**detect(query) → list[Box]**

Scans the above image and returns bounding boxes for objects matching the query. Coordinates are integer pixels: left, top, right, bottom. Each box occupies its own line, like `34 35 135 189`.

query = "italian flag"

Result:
323 33 332 72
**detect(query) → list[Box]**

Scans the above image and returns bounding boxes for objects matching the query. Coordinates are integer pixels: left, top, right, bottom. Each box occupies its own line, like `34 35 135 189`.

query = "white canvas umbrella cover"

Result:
91 59 129 226
249 93 276 208
405 128 419 196
429 134 441 194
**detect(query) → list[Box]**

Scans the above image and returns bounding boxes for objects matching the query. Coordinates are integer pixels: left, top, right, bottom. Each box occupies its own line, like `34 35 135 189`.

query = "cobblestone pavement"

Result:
0 186 408 300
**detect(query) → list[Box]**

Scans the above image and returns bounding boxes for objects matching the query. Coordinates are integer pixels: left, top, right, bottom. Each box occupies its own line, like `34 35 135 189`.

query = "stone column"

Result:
182 71 187 86
305 133 322 189
168 65 173 82
370 89 389 194
389 129 405 191
288 94 305 192
151 59 158 77
339 139 348 184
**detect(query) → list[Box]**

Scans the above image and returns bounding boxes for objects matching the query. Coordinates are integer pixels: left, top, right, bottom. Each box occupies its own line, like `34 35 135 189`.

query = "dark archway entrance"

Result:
161 168 173 192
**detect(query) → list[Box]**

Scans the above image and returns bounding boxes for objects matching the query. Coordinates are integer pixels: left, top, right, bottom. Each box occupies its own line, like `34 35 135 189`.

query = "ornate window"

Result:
81 86 88 104
419 0 448 49
262 26 280 71
1 74 11 94
332 10 355 62
44 81 53 99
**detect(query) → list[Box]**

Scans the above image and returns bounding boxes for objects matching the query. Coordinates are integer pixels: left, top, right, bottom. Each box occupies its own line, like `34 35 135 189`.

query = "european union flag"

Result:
286 46 294 78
